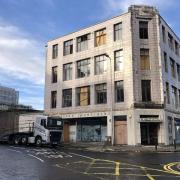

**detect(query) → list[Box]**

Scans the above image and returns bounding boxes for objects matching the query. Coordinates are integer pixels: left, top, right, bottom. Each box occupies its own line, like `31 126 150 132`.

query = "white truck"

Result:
0 113 63 147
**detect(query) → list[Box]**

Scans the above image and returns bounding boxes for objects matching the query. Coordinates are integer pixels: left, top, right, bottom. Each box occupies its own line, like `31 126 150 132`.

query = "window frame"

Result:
63 39 73 56
52 44 58 59
77 34 90 52
114 49 123 71
62 89 72 107
115 81 124 102
77 58 90 78
139 21 148 39
95 83 107 104
95 28 106 47
63 63 72 81
114 22 122 41
52 66 58 83
76 86 90 106
95 54 107 75
51 91 57 109
141 80 151 102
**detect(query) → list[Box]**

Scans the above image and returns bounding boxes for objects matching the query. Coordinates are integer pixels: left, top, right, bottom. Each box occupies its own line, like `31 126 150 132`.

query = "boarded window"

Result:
95 29 106 47
140 49 150 70
76 86 90 106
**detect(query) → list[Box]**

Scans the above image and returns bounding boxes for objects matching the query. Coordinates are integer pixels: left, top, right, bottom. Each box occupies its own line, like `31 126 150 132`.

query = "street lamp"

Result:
105 53 114 146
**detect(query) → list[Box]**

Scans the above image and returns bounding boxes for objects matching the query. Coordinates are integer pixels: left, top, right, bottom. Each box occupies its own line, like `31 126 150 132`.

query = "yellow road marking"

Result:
146 174 155 180
115 162 120 176
164 162 180 175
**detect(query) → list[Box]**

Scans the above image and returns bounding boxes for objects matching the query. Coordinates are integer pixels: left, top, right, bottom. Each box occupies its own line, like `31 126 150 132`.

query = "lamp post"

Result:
105 53 114 145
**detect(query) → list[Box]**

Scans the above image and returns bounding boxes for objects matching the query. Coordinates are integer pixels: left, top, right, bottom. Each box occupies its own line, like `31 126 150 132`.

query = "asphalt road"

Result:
0 144 180 180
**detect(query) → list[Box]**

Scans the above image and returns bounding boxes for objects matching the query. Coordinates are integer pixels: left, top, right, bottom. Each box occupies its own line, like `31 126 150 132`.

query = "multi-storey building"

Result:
45 5 180 145
0 85 19 106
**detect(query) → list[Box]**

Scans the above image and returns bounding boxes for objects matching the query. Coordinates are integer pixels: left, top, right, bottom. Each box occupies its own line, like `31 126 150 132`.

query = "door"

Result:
114 120 127 145
140 123 159 145
63 123 69 143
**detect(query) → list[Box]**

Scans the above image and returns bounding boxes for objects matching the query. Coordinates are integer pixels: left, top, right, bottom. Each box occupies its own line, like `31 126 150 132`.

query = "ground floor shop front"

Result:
49 109 180 145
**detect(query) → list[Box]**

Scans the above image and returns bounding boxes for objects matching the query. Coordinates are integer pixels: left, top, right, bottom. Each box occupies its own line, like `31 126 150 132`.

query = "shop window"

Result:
64 39 73 55
140 49 150 70
139 21 148 39
95 83 107 104
76 86 90 106
114 22 122 41
141 80 151 102
77 34 90 52
62 89 72 107
95 28 106 47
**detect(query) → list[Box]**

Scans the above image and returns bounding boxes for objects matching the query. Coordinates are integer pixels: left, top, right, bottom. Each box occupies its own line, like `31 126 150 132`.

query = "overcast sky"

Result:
0 0 180 110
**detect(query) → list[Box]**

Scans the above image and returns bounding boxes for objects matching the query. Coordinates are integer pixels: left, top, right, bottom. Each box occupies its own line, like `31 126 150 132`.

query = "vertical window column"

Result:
141 80 151 102
51 91 57 108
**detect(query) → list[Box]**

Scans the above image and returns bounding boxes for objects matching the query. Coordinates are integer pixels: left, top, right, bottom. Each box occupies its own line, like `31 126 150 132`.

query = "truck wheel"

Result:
35 136 42 147
21 136 28 145
14 135 20 145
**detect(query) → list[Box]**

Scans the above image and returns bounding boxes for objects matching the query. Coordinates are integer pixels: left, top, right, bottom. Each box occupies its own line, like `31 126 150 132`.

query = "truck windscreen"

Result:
47 118 62 127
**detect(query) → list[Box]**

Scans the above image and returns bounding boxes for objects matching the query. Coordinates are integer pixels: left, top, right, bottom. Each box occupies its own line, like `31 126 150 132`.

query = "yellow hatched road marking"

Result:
115 162 120 176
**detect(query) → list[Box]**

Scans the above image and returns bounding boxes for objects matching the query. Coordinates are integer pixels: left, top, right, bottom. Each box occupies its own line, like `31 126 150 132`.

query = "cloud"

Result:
103 0 177 17
0 19 45 85
0 18 45 109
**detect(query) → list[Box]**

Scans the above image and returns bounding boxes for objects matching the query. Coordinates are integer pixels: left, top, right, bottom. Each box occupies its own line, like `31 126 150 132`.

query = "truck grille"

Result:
50 131 61 143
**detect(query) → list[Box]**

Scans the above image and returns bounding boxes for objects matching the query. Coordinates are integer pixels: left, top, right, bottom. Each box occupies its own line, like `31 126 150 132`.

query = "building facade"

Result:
0 85 19 106
44 5 180 145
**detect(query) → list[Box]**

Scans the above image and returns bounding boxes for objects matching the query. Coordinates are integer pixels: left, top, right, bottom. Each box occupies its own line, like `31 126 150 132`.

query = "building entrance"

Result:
140 122 159 145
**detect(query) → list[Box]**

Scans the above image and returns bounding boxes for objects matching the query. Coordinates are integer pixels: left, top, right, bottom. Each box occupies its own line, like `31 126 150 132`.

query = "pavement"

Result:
61 142 180 153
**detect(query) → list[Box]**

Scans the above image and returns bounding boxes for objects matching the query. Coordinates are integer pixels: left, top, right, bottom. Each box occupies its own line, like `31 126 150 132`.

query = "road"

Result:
0 144 180 180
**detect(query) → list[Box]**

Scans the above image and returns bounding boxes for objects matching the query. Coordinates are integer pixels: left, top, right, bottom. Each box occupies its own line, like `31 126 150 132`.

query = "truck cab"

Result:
33 116 63 146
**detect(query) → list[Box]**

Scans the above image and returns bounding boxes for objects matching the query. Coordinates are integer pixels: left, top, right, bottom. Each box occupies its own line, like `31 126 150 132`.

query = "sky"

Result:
0 0 180 110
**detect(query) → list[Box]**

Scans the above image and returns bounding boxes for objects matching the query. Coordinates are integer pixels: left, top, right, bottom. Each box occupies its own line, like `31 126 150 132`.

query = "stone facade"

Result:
45 5 180 145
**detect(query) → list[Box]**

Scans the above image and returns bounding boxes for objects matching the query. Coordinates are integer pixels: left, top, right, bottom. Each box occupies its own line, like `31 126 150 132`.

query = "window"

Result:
76 86 90 106
168 33 174 50
166 82 170 104
51 91 57 108
95 83 107 104
52 44 58 59
114 50 123 71
179 90 180 107
164 52 168 73
139 21 148 39
95 28 106 47
177 64 180 81
95 55 107 75
63 63 72 81
114 23 122 41
172 86 178 108
141 80 151 102
115 81 124 102
77 58 90 78
64 39 73 55
162 25 166 43
52 66 57 83
140 49 150 70
175 41 179 56
62 89 72 107
77 34 90 52
170 58 176 78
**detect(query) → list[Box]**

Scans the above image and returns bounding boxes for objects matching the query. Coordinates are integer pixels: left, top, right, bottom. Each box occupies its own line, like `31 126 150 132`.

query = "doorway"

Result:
140 122 159 145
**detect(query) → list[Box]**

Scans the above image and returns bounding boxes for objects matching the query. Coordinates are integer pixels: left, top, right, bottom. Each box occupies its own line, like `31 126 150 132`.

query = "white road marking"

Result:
10 146 26 150
28 154 44 163
7 149 22 153
70 152 95 160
